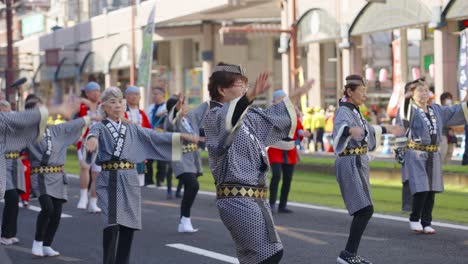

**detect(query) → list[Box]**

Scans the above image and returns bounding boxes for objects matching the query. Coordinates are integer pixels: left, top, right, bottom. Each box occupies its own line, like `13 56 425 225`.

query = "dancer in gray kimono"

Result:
84 87 197 264
0 95 78 259
0 100 26 245
334 75 404 264
204 63 311 264
397 78 468 234
25 97 93 257
165 94 208 233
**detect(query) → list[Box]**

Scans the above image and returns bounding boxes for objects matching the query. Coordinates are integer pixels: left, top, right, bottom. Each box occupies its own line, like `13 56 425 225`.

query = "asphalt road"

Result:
1 176 467 264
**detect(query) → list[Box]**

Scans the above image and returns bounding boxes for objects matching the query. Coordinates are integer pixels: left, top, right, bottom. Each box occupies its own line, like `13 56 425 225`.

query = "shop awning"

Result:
296 8 339 45
444 0 468 20
349 0 432 36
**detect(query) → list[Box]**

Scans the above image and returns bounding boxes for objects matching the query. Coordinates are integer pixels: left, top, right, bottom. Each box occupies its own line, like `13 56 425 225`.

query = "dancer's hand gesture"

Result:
246 72 270 102
85 137 98 152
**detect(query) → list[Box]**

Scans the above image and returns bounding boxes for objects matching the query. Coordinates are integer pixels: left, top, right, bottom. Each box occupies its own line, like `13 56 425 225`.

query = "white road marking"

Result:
166 243 239 264
18 203 72 218
0 200 72 218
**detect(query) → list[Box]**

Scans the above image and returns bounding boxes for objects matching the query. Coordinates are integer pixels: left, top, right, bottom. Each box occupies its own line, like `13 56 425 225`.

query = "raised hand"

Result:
85 137 98 152
246 72 271 102
176 92 185 111
289 79 315 103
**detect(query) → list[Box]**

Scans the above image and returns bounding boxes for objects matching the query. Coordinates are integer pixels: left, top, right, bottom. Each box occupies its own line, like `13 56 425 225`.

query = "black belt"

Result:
5 152 20 159
101 161 135 171
216 185 268 199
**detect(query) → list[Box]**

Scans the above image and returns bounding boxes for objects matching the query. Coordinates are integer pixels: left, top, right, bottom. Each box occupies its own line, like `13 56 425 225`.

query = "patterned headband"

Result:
213 64 247 77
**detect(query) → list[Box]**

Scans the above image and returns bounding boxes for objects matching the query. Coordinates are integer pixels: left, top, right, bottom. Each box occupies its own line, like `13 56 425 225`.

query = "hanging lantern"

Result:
412 67 421 80
378 68 388 82
365 67 375 81
429 64 435 79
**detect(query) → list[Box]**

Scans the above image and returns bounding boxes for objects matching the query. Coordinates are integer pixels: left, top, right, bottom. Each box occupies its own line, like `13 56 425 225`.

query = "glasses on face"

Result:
232 82 249 91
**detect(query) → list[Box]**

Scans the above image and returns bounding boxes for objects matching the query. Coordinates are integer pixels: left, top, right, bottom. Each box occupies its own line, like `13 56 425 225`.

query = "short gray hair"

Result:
98 86 124 117
0 100 11 111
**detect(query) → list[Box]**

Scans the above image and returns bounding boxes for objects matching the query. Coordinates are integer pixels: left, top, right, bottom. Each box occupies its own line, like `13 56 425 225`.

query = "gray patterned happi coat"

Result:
333 102 380 215
5 158 25 193
87 120 181 230
0 108 48 198
165 102 208 177
29 118 89 201
397 103 468 194
204 95 296 264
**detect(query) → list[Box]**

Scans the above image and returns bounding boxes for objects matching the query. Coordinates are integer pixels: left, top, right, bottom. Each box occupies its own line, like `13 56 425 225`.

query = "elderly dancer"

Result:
204 63 310 264
398 78 468 234
334 75 404 264
84 87 197 264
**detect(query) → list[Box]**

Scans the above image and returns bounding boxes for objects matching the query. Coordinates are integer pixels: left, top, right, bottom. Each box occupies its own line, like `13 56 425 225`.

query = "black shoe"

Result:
277 207 293 213
337 250 361 264
356 255 373 264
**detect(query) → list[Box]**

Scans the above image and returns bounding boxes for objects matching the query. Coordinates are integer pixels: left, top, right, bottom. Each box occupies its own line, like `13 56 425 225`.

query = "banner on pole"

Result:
137 2 156 108
458 28 468 101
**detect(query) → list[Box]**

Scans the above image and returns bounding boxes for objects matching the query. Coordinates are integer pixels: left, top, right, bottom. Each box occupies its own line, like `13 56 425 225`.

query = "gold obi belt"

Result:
5 152 20 159
339 146 368 156
101 161 135 171
182 143 198 153
31 165 64 174
407 141 438 152
216 185 268 199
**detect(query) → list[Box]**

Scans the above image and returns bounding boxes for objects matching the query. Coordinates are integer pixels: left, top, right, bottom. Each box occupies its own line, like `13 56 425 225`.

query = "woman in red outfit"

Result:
267 90 306 213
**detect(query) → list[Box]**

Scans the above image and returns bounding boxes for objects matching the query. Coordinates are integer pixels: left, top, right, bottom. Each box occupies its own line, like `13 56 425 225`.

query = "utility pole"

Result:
5 0 15 107
289 0 298 91
130 0 137 85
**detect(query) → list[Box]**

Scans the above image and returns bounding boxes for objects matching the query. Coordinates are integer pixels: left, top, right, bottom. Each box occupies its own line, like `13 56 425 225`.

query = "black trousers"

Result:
1 189 19 238
269 163 295 209
103 225 135 264
144 160 154 186
314 127 325 151
259 249 283 264
410 191 435 227
156 161 172 189
178 173 199 217
35 195 63 246
345 205 374 254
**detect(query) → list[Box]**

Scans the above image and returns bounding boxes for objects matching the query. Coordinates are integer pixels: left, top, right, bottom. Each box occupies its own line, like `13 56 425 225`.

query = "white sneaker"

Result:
0 237 13 245
87 197 102 213
409 221 423 233
10 237 19 244
32 240 44 257
43 246 60 256
177 216 199 233
423 226 436 234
